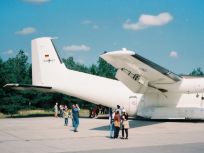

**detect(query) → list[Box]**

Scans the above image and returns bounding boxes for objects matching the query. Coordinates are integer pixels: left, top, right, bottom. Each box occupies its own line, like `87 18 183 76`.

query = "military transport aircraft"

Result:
4 37 204 119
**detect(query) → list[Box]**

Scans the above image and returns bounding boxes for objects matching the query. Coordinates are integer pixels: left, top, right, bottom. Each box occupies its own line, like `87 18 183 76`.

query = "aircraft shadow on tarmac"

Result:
90 120 162 131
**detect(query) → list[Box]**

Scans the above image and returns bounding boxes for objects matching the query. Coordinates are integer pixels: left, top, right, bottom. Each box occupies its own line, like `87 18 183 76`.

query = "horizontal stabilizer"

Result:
3 84 52 92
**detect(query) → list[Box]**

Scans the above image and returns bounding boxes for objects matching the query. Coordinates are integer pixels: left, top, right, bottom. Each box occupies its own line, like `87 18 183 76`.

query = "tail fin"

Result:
32 37 64 86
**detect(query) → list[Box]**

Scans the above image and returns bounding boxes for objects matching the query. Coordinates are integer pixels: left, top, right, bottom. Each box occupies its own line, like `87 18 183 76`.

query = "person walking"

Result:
72 104 80 132
121 109 129 139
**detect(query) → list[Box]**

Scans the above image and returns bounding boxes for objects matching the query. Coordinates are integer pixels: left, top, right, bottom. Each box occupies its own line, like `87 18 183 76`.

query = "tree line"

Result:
0 50 203 114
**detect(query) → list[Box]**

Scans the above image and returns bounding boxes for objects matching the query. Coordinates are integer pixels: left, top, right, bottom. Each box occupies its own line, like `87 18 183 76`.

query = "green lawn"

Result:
0 109 90 118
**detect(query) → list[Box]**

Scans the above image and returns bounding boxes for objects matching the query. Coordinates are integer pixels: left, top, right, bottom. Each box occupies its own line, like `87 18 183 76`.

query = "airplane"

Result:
4 37 204 120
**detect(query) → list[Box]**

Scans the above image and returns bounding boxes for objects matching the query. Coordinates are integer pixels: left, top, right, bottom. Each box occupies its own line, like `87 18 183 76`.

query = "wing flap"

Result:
116 69 148 93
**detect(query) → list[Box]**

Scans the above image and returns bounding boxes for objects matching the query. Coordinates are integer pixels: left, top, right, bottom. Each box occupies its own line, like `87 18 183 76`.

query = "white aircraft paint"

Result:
31 37 141 115
4 37 204 119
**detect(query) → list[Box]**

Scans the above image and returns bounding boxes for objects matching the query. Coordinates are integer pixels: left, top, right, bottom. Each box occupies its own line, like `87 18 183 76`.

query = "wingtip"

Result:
3 83 19 88
101 48 135 56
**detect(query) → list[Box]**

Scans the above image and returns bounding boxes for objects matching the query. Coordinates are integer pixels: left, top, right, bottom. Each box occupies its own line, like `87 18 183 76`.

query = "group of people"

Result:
54 103 80 132
89 105 108 118
54 103 130 138
109 105 129 139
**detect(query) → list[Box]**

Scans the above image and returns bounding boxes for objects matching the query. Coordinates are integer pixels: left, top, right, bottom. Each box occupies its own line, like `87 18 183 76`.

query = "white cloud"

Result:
1 49 15 58
76 58 85 64
23 0 50 4
63 44 90 52
6 49 14 55
15 27 37 35
24 52 29 56
81 20 99 30
169 51 178 58
2 49 14 55
123 12 173 31
82 20 93 25
93 25 99 29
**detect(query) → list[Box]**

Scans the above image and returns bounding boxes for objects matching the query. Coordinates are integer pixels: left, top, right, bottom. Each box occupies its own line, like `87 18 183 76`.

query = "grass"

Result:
15 109 54 117
0 112 6 118
79 109 90 117
0 109 90 119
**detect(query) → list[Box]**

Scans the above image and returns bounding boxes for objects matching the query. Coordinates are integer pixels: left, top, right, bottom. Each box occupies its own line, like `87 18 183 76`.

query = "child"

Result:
63 106 69 126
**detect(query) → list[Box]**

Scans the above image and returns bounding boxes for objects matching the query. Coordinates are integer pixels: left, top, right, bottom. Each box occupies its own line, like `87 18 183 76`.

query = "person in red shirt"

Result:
113 110 121 138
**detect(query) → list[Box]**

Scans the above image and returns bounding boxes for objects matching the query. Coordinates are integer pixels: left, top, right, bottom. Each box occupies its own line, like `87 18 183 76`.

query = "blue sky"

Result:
0 0 204 74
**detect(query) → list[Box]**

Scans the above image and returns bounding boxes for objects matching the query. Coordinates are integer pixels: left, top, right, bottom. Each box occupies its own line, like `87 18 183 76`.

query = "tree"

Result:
62 57 90 73
0 50 31 114
0 58 6 85
189 67 204 76
0 91 29 114
97 58 116 79
4 50 30 84
89 64 98 75
0 58 7 112
62 57 75 70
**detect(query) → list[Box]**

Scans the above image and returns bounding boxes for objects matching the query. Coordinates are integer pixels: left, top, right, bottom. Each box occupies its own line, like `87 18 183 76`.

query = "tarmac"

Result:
0 117 204 153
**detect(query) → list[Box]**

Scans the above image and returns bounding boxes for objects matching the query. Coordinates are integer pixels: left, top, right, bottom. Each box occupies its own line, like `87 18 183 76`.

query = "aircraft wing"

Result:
3 84 53 92
100 49 182 93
